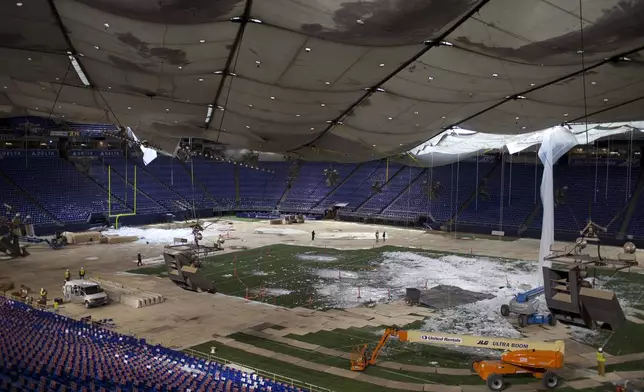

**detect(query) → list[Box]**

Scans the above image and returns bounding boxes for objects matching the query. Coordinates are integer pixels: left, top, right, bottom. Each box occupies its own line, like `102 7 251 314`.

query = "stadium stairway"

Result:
445 160 500 229
309 163 364 213
68 161 131 216
276 160 301 210
128 157 193 211
178 159 223 210
352 164 406 212
379 168 429 215
519 203 542 237
99 160 169 214
618 166 644 239
0 166 61 226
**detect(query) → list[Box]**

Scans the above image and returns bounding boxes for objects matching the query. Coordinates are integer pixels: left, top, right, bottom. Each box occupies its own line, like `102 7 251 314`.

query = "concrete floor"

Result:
0 219 638 351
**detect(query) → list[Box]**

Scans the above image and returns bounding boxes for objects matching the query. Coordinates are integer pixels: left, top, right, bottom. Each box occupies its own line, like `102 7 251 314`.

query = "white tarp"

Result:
537 126 579 276
128 127 158 165
410 121 644 167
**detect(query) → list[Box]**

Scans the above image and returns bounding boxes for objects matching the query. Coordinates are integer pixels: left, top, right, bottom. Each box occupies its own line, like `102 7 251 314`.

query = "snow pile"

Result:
297 254 339 262
262 288 292 296
105 224 229 244
314 269 359 279
313 251 540 337
254 227 307 235
316 232 390 240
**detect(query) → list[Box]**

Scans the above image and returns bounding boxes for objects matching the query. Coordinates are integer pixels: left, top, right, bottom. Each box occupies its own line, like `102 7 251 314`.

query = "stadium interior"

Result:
2 0 644 392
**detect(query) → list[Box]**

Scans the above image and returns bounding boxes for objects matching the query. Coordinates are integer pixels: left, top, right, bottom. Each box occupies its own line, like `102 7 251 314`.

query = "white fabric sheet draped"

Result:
536 126 579 276
409 121 644 167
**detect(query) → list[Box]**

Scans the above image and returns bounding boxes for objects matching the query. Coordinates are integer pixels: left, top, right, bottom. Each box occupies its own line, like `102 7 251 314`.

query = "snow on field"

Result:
315 232 390 240
254 227 307 235
314 269 359 280
263 288 293 296
313 251 540 337
105 224 229 244
296 254 339 262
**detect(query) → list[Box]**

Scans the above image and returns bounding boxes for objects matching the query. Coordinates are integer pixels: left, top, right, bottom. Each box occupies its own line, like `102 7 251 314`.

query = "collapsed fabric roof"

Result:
1 0 644 162
409 121 644 167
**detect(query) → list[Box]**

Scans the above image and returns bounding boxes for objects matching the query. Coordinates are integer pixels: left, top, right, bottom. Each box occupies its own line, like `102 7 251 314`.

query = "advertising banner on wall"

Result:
0 149 59 159
68 149 122 158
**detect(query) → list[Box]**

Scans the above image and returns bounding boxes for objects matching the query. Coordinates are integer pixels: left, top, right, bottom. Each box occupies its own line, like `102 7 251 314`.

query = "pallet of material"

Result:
101 235 139 244
63 231 101 244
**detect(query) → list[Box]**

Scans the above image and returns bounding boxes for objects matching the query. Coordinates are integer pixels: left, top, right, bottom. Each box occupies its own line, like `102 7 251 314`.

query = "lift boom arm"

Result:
395 329 564 353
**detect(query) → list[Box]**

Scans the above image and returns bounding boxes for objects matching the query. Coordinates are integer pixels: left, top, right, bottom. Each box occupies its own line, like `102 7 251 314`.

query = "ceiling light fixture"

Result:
104 23 110 28
28 57 32 61
204 104 214 123
492 73 498 77
515 117 519 120
246 125 250 129
165 108 170 112
127 106 132 110
295 114 300 117
320 103 326 107
372 144 376 147
270 96 275 100
428 76 434 81
414 111 418 115
94 46 100 50
310 127 315 130
178 66 183 70
356 19 364 25
255 60 261 65
603 98 608 102
67 55 90 86
388 117 393 120
248 104 253 108
325 81 330 85
199 39 206 43
249 18 262 23
198 78 204 82
530 83 535 87
16 2 23 6
564 113 568 116
522 126 526 129
305 47 311 52
379 63 385 67
441 116 446 119
439 41 453 47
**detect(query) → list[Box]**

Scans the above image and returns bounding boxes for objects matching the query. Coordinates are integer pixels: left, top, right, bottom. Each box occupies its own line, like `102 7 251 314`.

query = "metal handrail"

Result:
183 348 334 392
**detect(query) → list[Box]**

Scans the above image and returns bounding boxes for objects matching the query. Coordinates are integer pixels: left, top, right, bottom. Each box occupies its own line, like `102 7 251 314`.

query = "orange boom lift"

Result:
350 327 564 391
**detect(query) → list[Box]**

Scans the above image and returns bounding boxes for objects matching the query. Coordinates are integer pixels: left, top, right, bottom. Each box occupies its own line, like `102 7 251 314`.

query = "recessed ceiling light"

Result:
104 23 110 28
492 73 498 77
415 124 420 127
295 114 300 117
388 117 393 120
246 125 250 129
373 144 376 147
248 104 253 108
310 127 315 130
27 57 32 61
35 107 38 110
3 86 6 89
522 126 526 129
515 117 519 120
530 83 535 87
414 111 419 115
108 86 112 89
16 2 23 6
255 60 261 65
399 143 403 146
577 50 584 54
198 78 204 82
178 66 183 70
320 103 326 107
94 46 100 50
199 39 206 43
591 81 597 85
441 116 446 119
127 106 131 110
270 96 275 100
564 113 568 117
428 76 434 81
305 47 311 52
325 81 330 85
603 98 608 102
379 63 385 67
165 108 170 112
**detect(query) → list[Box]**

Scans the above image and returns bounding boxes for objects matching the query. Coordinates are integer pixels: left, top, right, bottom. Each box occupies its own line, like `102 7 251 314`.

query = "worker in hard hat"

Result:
39 287 47 302
64 269 71 281
597 347 606 376
79 267 86 280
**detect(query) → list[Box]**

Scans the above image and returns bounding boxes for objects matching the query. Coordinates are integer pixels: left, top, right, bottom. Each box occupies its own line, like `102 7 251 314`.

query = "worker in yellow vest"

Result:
596 347 606 376
39 288 47 302
64 269 71 281
79 267 86 280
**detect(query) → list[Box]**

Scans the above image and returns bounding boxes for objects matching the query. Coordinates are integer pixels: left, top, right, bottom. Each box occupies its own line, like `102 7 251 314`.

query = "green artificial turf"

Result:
227 332 480 385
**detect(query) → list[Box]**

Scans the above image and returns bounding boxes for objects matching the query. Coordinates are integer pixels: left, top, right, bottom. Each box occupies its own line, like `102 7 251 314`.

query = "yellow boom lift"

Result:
351 328 565 391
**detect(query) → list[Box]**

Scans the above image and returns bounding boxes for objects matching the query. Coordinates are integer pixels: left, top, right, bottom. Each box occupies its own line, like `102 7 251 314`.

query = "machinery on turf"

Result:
351 327 564 391
0 209 29 257
500 286 557 327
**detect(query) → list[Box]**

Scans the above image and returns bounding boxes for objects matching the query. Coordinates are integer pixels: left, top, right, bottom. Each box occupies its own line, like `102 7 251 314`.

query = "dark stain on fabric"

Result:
116 32 187 66
300 0 480 46
454 0 644 62
74 0 244 24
